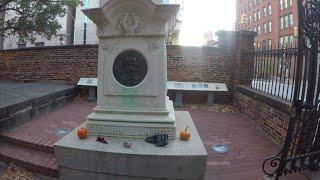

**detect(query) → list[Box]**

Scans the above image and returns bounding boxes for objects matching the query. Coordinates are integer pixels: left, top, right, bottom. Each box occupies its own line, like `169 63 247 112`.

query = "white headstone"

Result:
82 0 179 139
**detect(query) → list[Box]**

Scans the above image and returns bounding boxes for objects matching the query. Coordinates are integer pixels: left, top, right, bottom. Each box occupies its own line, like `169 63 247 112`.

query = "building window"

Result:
284 0 288 9
280 13 293 29
288 13 293 27
257 25 261 35
280 36 284 47
253 0 260 6
280 35 294 47
253 12 256 22
288 35 294 45
253 26 257 33
280 16 284 29
284 36 288 46
257 41 261 48
285 15 289 28
263 4 272 17
262 39 266 48
280 0 291 10
264 23 267 33
257 10 261 20
268 4 272 15
249 15 252 23
268 39 272 49
268 21 272 32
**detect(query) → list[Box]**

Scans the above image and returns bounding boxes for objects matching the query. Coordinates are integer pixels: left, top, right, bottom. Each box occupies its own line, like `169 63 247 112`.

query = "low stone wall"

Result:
235 85 291 146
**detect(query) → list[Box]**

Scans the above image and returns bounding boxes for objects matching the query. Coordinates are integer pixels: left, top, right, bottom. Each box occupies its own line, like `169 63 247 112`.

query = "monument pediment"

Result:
82 0 179 37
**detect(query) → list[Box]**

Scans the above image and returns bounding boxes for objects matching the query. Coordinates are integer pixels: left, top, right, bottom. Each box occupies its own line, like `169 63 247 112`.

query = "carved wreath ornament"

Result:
116 12 144 35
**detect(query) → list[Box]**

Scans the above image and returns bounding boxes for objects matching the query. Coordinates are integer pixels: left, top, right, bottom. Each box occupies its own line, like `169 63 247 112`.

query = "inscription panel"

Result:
88 124 175 139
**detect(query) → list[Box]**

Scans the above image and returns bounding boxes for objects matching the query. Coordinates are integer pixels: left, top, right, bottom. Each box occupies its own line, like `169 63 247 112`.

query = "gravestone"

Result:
54 1 207 179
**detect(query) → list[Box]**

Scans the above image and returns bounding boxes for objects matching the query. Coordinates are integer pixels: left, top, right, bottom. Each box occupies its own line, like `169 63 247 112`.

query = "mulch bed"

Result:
1 163 56 180
182 104 238 113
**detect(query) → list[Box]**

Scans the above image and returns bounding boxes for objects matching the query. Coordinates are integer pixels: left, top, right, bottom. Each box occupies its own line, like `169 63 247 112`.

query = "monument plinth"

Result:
82 0 179 139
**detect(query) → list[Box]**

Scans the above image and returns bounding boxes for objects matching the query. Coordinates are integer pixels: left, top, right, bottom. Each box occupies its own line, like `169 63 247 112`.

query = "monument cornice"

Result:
96 33 167 38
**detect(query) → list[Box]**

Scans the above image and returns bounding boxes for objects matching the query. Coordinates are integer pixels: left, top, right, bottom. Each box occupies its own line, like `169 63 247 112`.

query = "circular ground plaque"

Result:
113 50 148 87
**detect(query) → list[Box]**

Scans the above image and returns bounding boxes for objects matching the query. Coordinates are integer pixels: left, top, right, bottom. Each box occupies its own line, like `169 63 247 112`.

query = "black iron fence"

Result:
247 46 298 102
262 0 320 179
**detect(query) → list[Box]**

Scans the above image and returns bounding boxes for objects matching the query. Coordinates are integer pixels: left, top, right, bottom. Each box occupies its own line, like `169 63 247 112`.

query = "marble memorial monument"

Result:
54 1 207 179
83 0 178 139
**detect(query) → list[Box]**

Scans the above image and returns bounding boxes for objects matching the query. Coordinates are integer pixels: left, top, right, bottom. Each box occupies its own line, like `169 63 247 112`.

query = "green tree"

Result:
0 0 81 42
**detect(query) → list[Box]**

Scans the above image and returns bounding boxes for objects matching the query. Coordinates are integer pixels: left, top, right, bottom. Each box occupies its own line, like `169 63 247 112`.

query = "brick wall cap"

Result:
0 44 99 52
237 85 292 113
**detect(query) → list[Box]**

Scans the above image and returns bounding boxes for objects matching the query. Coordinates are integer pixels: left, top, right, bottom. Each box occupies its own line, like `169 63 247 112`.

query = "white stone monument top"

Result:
83 0 179 38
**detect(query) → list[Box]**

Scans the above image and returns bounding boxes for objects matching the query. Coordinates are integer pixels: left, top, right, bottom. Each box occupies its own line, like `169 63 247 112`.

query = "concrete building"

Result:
236 0 298 48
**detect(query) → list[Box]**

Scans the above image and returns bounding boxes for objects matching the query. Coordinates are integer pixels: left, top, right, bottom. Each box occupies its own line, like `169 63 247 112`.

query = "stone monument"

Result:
83 0 178 139
54 1 207 179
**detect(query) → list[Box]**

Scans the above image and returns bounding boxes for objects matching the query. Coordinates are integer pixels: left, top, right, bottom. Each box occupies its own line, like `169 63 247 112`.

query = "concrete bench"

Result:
167 81 228 106
77 78 98 101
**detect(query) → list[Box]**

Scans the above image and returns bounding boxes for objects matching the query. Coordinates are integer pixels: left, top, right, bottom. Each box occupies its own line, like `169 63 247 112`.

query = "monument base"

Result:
54 111 207 180
87 98 176 139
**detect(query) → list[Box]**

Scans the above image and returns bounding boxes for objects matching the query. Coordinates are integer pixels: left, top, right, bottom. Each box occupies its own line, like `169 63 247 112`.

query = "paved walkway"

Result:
187 109 313 180
0 102 318 179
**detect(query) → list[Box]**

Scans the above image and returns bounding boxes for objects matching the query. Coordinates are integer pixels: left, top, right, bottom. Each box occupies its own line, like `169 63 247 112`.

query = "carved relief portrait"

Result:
113 50 148 87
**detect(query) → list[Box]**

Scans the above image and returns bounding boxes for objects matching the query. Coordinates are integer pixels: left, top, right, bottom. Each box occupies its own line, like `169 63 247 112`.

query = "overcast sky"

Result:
179 0 236 46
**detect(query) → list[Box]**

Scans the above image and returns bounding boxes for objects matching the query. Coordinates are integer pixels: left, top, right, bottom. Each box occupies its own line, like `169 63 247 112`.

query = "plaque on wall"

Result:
113 50 148 87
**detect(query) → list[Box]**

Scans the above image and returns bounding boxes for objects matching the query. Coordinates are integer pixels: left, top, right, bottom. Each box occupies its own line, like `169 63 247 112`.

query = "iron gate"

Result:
262 0 320 179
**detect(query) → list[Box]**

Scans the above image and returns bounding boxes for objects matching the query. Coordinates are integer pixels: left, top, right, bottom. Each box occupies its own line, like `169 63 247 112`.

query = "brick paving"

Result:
0 102 318 179
186 109 314 180
0 101 96 178
1 101 96 153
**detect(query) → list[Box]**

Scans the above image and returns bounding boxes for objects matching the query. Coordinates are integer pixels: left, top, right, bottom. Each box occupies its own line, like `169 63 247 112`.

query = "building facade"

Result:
236 0 298 48
2 0 183 49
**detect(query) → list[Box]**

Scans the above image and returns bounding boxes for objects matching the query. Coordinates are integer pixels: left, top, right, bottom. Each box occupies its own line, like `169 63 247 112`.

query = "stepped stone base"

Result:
87 98 176 139
54 111 207 180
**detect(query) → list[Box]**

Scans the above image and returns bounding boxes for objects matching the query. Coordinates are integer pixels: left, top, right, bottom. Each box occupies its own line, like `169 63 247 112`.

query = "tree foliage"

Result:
0 0 81 42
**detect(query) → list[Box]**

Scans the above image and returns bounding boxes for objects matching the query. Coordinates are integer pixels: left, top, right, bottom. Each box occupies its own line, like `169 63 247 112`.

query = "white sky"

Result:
179 0 236 46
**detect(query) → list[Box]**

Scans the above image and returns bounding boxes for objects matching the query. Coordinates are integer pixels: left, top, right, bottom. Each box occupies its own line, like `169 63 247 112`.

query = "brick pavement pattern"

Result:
0 102 312 179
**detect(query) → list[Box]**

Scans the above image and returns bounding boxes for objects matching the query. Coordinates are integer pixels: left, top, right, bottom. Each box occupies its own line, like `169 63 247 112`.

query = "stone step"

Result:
0 141 59 178
0 81 76 133
0 132 58 154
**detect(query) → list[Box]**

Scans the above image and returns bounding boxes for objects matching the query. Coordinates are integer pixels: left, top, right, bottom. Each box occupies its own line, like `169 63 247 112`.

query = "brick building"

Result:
236 0 298 48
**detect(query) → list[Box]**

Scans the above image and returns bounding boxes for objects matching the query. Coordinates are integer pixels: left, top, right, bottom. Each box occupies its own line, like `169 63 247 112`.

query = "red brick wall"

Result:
235 86 291 146
0 31 256 104
0 44 236 103
167 45 234 103
0 45 98 83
